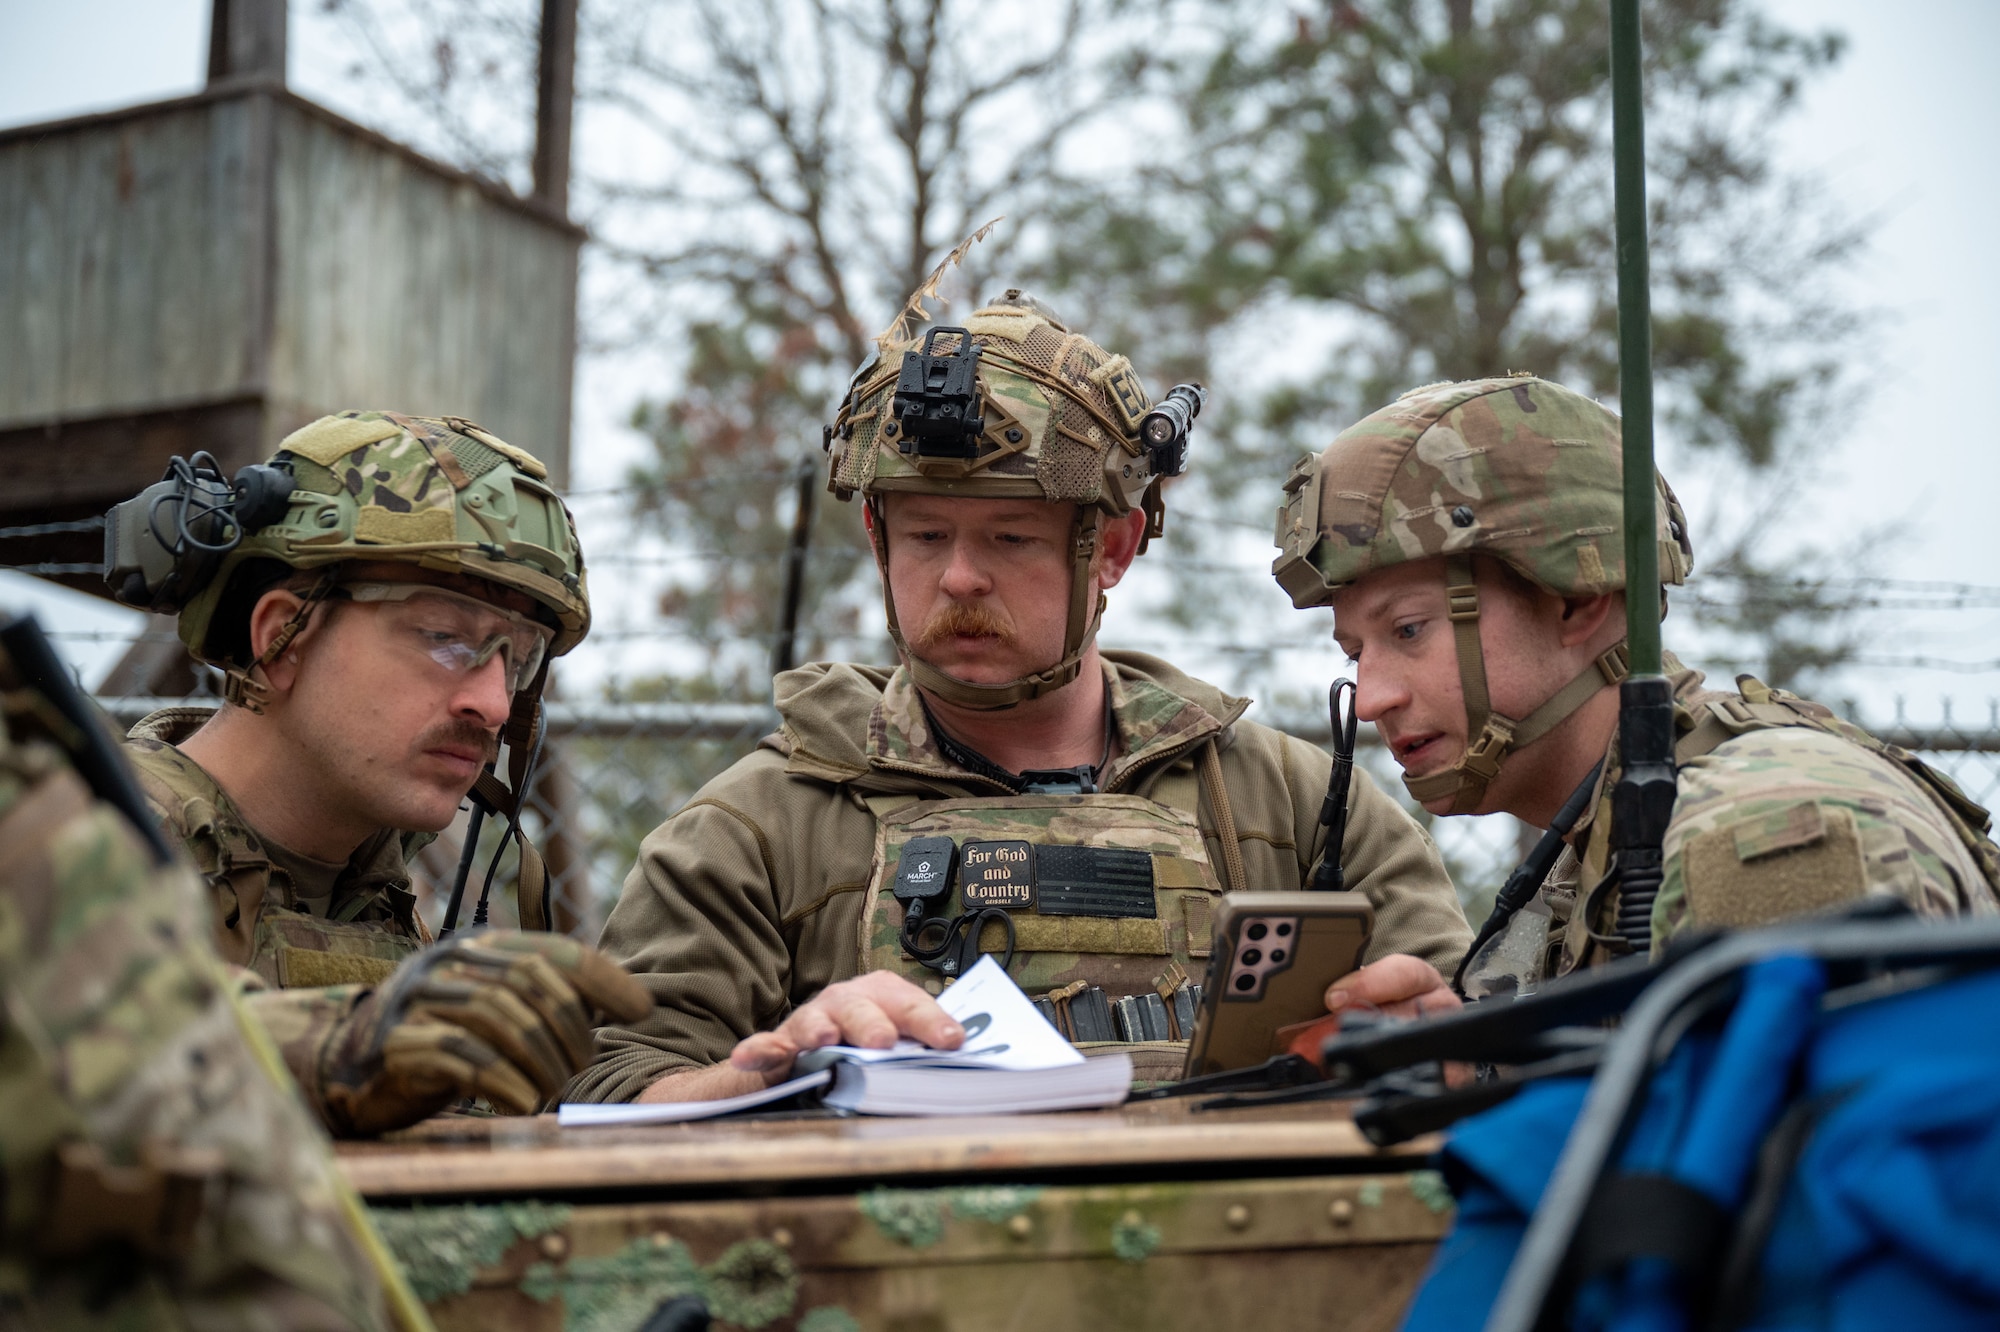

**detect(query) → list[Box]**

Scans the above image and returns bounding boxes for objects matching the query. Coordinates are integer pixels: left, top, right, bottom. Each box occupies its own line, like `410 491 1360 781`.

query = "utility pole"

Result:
533 0 579 213
206 0 286 84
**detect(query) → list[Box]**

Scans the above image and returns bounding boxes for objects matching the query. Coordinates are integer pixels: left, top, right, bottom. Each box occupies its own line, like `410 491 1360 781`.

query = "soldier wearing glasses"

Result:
102 412 649 1137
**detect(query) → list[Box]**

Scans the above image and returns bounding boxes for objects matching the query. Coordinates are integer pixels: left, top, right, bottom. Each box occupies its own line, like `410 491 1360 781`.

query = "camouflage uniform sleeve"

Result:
564 796 797 1103
1656 727 1999 949
241 983 370 1130
1 759 391 1329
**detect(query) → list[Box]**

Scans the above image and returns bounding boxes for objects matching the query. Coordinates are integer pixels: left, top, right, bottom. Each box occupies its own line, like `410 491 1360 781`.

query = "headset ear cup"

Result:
231 463 295 532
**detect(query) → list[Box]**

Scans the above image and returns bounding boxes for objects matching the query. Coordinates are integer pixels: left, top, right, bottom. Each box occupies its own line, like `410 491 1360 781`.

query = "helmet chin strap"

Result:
1402 553 1631 814
866 498 1105 712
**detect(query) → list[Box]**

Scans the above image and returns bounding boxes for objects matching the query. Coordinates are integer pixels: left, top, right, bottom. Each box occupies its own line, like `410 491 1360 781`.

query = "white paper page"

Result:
811 955 1083 1072
934 953 1084 1068
555 1068 831 1126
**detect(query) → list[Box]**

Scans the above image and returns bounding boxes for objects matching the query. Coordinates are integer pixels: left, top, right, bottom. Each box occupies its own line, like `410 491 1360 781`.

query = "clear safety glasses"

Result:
337 581 553 695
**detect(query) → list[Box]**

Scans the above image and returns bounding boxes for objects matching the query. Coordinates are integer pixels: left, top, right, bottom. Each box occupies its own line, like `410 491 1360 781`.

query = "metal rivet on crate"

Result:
1328 1198 1355 1225
1223 1204 1252 1231
539 1233 569 1259
1008 1214 1033 1239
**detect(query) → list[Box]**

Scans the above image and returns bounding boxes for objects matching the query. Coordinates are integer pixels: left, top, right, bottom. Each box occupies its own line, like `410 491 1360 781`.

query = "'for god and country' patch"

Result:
960 839 1036 909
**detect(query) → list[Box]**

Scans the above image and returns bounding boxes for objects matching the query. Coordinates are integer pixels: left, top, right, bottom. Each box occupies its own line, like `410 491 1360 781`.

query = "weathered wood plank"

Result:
337 1103 1438 1199
0 89 578 487
267 101 579 482
370 1170 1452 1332
0 98 260 429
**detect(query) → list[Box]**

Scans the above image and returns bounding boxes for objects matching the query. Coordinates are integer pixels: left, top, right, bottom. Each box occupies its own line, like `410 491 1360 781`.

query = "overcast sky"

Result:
2 0 1994 722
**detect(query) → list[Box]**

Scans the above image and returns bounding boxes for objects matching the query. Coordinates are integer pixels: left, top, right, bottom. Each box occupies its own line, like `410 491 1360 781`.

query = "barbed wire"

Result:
28 618 1999 673
1850 654 2000 675
0 517 105 540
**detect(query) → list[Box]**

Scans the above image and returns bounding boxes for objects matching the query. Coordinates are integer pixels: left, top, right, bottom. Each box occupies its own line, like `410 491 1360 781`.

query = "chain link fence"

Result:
93 689 2000 941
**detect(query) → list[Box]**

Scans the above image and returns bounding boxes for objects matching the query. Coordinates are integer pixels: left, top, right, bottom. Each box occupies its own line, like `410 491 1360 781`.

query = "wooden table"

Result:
341 1101 1453 1332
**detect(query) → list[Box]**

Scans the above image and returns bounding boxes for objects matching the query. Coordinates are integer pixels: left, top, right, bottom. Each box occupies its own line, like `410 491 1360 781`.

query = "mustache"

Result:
415 720 501 768
911 600 1017 651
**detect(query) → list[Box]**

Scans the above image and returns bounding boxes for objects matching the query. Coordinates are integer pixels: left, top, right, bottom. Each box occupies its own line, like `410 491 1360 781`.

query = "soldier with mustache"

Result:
571 291 1472 1105
106 413 650 1136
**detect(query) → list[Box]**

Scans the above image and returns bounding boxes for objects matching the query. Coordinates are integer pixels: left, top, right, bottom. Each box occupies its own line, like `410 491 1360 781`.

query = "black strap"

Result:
922 683 1116 795
1307 679 1359 891
1567 1172 1727 1286
1708 1087 1854 1331
1350 1044 1606 1145
1129 1053 1321 1102
1451 759 1605 996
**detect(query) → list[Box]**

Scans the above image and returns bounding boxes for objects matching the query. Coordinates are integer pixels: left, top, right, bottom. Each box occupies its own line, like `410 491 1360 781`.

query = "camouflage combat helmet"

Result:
826 290 1197 709
1272 375 1693 813
135 412 589 709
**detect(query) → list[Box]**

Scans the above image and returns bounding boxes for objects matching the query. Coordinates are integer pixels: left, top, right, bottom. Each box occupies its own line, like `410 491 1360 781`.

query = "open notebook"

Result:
559 956 1133 1125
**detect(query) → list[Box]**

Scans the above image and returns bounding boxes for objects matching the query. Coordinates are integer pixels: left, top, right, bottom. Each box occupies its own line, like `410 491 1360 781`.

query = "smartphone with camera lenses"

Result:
1181 891 1374 1078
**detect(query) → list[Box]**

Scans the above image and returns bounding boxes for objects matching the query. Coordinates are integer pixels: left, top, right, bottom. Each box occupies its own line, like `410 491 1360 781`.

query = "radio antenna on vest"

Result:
1606 0 1678 955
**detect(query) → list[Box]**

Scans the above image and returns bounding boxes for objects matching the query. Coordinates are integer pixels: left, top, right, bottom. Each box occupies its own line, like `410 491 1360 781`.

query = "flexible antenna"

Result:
1605 0 1679 956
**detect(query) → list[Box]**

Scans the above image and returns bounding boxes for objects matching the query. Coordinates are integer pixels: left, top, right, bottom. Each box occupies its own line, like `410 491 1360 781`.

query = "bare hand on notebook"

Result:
730 971 967 1083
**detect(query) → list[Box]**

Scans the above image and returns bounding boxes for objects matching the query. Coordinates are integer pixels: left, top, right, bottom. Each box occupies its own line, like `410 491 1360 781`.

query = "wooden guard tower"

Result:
0 0 583 636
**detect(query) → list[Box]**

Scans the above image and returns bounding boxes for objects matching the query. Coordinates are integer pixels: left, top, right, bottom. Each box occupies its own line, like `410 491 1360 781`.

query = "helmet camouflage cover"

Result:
1273 374 1690 607
1272 375 1694 814
826 291 1163 520
826 292 1173 709
179 412 590 682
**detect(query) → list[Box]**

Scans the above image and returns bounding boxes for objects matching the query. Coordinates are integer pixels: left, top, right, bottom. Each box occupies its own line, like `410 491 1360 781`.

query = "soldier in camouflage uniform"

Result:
573 292 1471 1104
102 413 652 1134
1272 375 2000 1004
0 612 407 1330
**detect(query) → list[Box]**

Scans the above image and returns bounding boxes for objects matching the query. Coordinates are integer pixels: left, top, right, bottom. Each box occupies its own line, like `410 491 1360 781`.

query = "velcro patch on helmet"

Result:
279 415 403 466
449 420 548 480
354 505 455 546
965 310 1038 341
1088 355 1149 431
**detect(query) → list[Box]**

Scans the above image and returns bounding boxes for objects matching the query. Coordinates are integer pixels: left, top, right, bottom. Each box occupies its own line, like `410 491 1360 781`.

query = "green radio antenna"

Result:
1606 0 1679 955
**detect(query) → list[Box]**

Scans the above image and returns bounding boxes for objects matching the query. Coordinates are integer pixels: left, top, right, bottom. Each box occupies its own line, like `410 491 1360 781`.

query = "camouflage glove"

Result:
311 931 651 1137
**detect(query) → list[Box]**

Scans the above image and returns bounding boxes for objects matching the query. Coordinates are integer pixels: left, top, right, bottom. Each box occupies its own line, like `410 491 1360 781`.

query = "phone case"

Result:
1181 891 1374 1078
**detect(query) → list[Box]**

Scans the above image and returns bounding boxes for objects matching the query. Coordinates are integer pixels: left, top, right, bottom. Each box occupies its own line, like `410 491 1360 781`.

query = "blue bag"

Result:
1400 918 2000 1332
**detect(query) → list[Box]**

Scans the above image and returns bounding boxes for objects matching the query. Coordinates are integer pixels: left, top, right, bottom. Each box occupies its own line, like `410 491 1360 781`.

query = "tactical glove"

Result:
309 931 651 1137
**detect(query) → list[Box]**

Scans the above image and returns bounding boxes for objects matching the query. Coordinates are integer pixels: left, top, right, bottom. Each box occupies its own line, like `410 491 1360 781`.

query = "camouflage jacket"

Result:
569 651 1471 1102
0 651 393 1328
123 707 433 988
1471 656 2000 993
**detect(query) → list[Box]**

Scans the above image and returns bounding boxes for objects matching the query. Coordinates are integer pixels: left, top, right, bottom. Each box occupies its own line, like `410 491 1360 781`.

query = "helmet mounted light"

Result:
1139 382 1206 480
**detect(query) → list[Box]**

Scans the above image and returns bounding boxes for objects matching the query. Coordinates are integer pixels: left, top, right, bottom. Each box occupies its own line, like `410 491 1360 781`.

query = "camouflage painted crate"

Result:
343 1103 1453 1332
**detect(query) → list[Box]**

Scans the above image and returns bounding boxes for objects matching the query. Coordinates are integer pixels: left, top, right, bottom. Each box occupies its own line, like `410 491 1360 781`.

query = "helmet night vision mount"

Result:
892 326 987 460
888 324 1204 483
104 452 298 614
